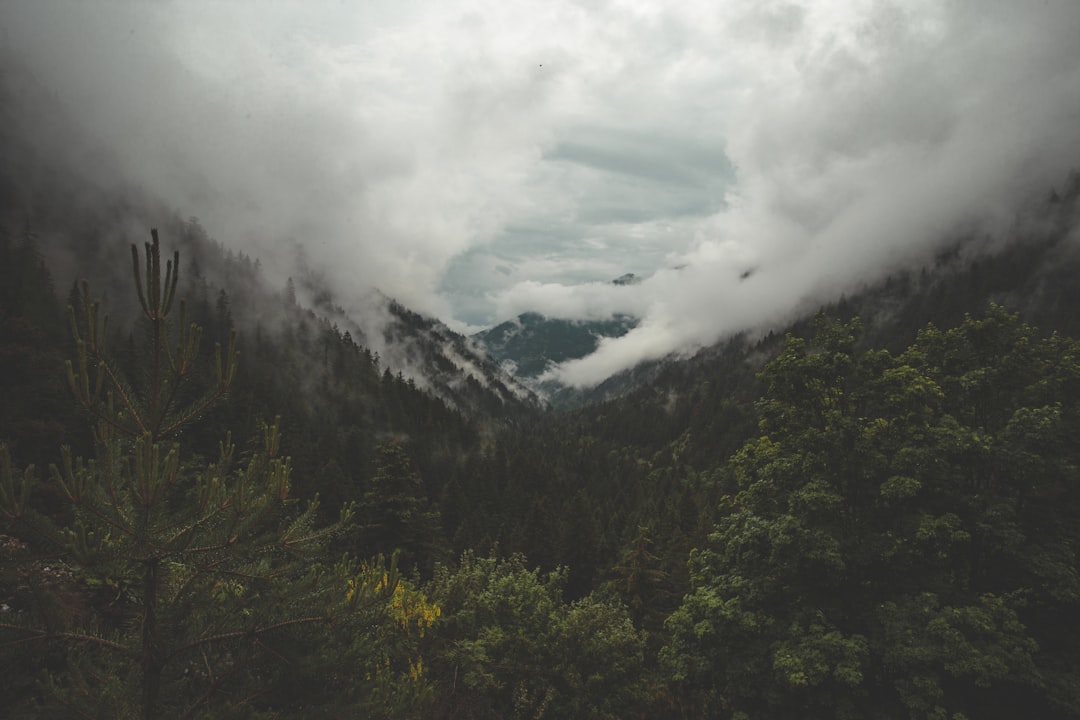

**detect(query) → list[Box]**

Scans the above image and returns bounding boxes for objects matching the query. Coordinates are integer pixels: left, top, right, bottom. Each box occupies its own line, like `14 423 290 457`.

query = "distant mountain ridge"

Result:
474 311 638 378
467 274 642 405
377 298 543 413
485 171 1080 411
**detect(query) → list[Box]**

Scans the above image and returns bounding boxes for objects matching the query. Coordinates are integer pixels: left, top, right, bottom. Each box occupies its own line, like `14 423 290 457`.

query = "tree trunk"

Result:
142 558 161 720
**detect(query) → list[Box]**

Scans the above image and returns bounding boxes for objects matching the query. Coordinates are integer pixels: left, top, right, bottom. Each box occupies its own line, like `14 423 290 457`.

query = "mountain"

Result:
471 271 643 406
4 31 1080 719
474 311 638 377
472 311 638 406
378 298 543 414
469 174 1078 409
612 272 642 286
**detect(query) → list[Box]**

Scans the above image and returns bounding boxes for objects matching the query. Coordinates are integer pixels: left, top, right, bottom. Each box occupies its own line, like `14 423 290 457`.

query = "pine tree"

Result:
359 440 444 576
0 224 73 469
0 230 420 719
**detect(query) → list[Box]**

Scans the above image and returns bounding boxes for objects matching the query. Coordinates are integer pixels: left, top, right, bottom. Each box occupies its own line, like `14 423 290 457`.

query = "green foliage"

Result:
0 224 74 468
5 202 1080 718
604 524 676 635
358 440 445 576
0 230 430 719
424 551 647 719
63 230 239 443
663 310 1080 719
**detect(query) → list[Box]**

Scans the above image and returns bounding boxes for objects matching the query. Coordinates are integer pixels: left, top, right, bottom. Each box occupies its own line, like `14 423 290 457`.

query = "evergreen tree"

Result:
662 311 1080 719
359 439 444 576
0 224 73 468
604 524 673 638
0 230 429 719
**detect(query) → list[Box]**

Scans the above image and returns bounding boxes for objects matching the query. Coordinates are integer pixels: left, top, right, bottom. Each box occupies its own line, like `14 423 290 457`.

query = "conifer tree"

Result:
0 230 425 719
0 223 72 468
359 439 444 576
662 312 1080 719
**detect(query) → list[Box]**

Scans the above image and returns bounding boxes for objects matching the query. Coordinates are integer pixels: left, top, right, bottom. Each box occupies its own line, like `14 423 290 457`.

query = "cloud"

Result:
544 1 1080 385
2 1 1080 385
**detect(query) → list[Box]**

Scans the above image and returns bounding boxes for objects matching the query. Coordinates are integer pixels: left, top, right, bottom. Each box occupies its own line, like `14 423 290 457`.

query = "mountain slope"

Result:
473 311 638 378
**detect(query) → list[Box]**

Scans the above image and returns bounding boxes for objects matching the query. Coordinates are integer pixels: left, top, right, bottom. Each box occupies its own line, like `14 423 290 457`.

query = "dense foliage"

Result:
1 234 430 718
663 313 1080 718
2 213 1080 718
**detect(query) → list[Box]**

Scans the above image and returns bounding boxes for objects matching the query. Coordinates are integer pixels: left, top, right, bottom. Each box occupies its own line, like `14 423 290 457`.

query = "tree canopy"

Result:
2 221 1079 718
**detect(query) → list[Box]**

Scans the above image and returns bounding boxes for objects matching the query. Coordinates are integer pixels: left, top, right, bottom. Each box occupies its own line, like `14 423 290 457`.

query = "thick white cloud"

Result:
529 1 1080 385
3 1 1079 385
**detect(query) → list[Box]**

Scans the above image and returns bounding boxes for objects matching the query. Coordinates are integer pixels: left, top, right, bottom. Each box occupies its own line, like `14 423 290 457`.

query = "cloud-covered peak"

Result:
3 1 1079 386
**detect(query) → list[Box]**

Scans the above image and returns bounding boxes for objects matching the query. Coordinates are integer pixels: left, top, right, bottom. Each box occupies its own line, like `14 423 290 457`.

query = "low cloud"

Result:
529 1 1080 385
2 1 1079 386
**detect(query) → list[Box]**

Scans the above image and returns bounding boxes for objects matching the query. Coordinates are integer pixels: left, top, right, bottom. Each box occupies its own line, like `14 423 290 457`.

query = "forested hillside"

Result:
4 1 1080 716
3 189 1080 718
472 307 639 407
2 63 1080 712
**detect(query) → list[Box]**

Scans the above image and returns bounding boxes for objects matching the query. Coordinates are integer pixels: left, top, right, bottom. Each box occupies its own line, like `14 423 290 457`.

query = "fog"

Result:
3 1 1079 386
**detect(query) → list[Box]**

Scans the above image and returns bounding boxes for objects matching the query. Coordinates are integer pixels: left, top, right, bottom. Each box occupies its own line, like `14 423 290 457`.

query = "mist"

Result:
2 1 1079 387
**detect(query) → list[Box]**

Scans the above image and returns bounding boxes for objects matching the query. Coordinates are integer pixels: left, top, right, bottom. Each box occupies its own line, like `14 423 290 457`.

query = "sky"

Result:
3 1 1080 386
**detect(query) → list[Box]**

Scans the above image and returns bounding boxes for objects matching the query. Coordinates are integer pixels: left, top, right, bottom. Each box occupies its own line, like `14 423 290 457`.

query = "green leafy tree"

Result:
663 312 1080 719
0 230 426 719
424 551 647 720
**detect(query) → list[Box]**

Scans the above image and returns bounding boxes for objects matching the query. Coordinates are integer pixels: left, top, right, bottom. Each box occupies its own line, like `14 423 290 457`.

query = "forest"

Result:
2 189 1080 720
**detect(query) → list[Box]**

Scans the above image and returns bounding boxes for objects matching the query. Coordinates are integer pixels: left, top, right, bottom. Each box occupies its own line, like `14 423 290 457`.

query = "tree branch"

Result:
169 614 331 660
0 624 139 659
